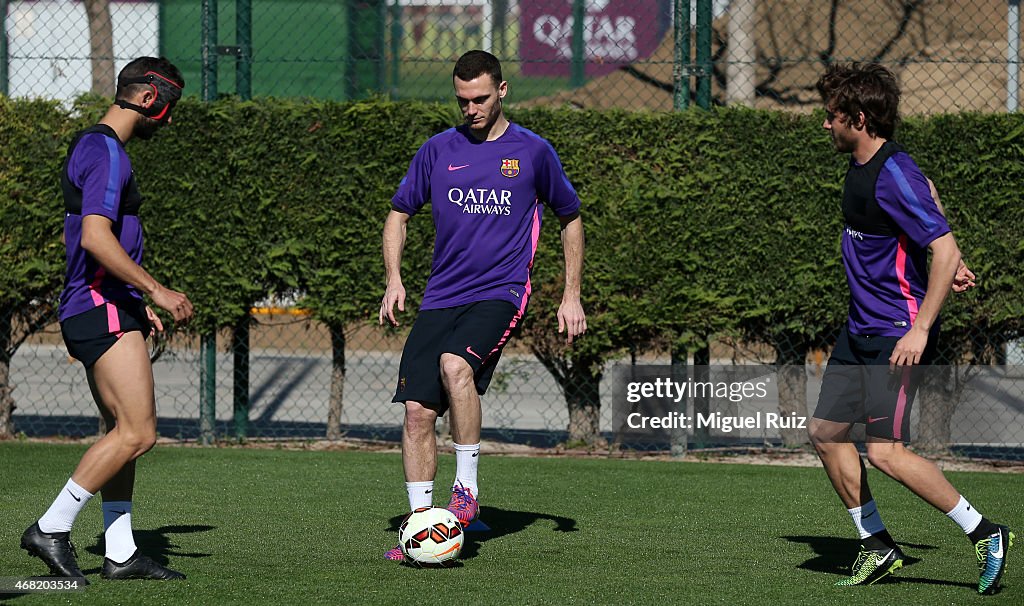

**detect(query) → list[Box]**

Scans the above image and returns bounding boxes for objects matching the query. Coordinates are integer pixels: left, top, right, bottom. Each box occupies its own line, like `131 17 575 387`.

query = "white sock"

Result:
946 495 983 534
848 499 886 539
102 501 138 564
38 478 93 533
453 442 480 498
406 481 434 511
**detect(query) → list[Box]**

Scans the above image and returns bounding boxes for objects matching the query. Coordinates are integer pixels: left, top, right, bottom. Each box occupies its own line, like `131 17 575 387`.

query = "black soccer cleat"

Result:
20 522 89 583
101 550 185 581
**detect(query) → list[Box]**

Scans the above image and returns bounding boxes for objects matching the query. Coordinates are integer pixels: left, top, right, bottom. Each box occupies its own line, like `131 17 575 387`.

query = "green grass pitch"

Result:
0 442 1021 605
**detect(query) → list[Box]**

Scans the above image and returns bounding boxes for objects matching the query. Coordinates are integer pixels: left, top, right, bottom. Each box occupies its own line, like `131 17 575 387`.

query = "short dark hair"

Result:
816 62 900 139
116 57 184 100
453 50 502 87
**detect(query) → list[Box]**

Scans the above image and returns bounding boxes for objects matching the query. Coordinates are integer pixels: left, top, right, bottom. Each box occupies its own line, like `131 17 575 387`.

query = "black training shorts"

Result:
61 299 151 368
812 325 938 442
393 300 520 414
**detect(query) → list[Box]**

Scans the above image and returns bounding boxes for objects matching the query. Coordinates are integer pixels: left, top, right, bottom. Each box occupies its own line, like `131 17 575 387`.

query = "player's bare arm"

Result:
80 214 192 322
380 209 410 327
926 178 975 293
557 212 586 344
889 232 960 369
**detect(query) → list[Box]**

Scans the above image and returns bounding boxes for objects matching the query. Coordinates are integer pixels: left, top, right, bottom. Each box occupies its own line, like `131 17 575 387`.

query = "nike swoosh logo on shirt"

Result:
466 346 483 360
448 164 470 171
867 416 889 424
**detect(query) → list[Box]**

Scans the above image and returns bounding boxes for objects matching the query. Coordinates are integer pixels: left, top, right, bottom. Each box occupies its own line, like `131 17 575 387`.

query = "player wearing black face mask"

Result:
20 56 193 584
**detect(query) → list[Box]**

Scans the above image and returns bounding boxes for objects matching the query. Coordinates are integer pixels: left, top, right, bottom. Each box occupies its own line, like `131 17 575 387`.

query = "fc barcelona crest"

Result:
500 158 520 178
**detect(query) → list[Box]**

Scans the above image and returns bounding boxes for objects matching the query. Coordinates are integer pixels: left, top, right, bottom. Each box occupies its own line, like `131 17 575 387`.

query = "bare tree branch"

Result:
873 0 927 63
820 0 840 66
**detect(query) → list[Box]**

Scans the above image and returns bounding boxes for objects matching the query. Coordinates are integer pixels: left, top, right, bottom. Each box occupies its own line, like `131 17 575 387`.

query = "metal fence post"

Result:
200 332 217 444
692 0 712 451
1010 0 1021 112
233 316 249 440
389 0 401 95
1 0 8 96
201 0 218 101
236 0 252 100
695 0 712 109
199 0 217 444
232 0 252 441
673 0 691 110
570 0 585 88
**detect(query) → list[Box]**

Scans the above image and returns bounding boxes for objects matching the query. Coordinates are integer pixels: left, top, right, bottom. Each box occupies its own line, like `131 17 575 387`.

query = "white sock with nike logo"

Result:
848 499 886 539
406 481 434 511
453 442 480 498
38 478 93 533
945 495 983 534
102 501 137 564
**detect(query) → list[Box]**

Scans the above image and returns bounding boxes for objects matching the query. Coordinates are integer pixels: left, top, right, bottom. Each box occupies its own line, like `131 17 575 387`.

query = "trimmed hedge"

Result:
2 97 1022 361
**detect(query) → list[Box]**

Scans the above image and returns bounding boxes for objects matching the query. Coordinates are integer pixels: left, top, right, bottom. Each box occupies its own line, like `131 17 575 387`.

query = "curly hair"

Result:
816 62 900 139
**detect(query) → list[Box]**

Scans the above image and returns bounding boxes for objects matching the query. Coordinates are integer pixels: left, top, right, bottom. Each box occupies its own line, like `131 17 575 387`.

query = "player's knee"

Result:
808 419 835 448
404 402 438 434
120 429 157 459
808 425 824 447
866 454 893 476
439 354 473 387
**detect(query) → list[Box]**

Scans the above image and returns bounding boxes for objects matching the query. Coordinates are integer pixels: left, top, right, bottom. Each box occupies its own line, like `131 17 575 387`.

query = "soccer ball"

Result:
399 506 464 567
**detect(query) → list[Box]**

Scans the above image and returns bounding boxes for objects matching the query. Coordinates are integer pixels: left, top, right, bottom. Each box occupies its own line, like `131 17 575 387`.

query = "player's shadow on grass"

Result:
82 524 215 574
783 535 976 589
783 535 927 575
387 507 577 561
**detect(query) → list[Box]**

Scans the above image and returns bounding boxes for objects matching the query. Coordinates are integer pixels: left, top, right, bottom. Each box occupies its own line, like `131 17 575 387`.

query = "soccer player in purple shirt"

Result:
379 50 586 561
809 63 1011 593
20 57 193 582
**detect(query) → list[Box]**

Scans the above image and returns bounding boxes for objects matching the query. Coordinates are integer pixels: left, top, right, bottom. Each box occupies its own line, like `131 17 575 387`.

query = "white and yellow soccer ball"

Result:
399 506 464 567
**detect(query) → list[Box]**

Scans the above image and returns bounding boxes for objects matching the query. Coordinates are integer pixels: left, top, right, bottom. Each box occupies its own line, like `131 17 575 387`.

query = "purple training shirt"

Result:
841 148 951 337
392 122 581 311
59 130 145 321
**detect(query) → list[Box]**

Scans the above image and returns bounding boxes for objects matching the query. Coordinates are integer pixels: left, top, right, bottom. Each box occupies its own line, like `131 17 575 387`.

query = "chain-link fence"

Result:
2 306 604 446
3 1 1021 110
4 305 1024 458
2 1 1023 455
